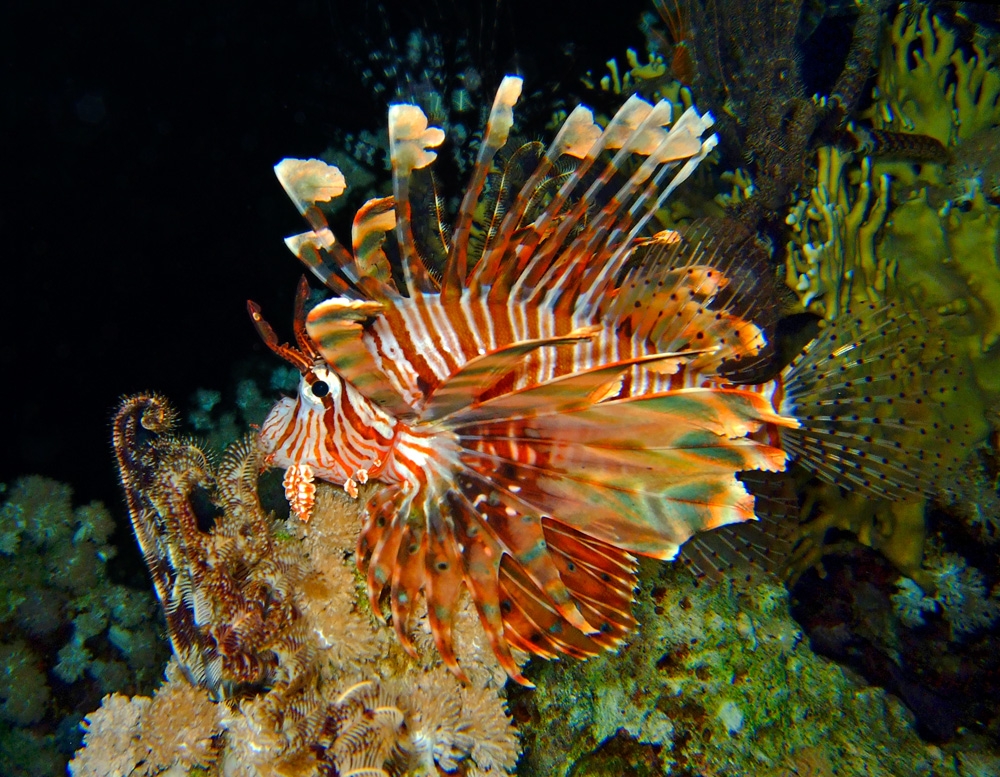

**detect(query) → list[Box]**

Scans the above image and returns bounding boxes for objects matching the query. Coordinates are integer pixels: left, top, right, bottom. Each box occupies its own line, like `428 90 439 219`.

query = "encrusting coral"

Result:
70 393 517 777
515 558 972 777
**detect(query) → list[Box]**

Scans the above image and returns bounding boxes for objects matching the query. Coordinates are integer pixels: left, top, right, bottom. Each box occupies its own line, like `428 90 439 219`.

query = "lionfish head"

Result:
248 278 355 483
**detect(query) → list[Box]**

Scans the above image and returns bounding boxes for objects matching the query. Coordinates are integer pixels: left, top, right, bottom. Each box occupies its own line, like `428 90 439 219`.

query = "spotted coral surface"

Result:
515 559 963 777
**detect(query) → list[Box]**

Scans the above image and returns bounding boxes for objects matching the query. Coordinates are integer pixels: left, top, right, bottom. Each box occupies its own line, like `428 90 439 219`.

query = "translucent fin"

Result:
441 76 523 297
436 349 703 428
453 467 597 636
779 302 979 500
605 226 773 377
679 471 798 582
454 388 795 560
388 522 426 657
274 157 346 216
389 103 446 295
275 158 398 300
423 510 468 681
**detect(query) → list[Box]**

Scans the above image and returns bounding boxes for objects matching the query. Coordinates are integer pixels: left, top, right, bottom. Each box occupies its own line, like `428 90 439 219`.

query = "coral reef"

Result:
809 2 1000 395
186 363 299 452
514 558 965 777
72 394 518 776
776 3 999 599
864 4 1000 400
0 477 167 777
791 539 1000 743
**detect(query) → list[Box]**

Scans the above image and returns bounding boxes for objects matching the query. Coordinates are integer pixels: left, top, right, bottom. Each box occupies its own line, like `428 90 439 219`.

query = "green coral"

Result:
883 187 1000 397
0 477 168 777
784 4 1000 400
868 5 1000 147
785 147 892 320
517 561 958 777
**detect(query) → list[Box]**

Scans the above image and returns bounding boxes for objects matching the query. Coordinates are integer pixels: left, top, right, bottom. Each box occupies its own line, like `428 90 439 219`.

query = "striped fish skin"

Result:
253 75 803 684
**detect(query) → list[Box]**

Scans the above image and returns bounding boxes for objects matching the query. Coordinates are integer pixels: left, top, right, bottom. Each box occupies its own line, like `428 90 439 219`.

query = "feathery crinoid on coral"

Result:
111 392 310 694
74 392 518 777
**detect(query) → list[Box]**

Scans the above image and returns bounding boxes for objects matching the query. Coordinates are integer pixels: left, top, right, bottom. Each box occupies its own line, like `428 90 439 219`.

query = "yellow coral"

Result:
785 147 891 319
782 487 929 588
868 6 958 145
581 47 689 107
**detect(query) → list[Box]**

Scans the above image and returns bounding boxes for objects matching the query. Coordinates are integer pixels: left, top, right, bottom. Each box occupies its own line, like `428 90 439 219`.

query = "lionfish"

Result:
250 76 972 684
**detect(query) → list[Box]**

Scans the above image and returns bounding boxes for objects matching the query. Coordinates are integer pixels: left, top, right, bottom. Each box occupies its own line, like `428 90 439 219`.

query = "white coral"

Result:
893 552 1000 638
69 693 151 777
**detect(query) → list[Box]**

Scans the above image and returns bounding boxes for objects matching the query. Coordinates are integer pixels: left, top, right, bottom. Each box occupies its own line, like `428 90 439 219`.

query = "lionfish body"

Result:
253 77 973 683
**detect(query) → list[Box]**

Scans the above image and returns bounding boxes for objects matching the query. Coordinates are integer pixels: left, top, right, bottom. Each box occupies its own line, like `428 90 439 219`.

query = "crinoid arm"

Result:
112 394 307 696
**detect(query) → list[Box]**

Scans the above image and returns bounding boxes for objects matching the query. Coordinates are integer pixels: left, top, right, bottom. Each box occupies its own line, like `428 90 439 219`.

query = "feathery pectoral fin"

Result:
455 388 795 559
779 302 980 499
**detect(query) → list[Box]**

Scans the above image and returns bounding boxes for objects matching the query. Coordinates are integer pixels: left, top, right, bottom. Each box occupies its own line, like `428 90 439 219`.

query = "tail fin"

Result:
778 302 981 500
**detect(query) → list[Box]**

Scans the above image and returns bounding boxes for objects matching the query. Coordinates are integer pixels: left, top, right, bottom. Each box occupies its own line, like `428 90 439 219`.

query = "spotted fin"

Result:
498 519 638 660
779 302 981 499
679 471 798 582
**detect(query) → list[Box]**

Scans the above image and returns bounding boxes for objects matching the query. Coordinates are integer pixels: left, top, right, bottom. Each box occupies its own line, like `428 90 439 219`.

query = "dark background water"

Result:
0 0 647 512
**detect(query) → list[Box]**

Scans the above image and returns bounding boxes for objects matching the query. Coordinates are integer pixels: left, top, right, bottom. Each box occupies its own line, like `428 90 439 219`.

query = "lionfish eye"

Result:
311 380 330 398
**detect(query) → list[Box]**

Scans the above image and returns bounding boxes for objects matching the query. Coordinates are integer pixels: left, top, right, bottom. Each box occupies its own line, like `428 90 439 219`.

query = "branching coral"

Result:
785 147 892 319
71 393 518 777
784 2 1000 406
847 3 1000 389
780 487 930 589
867 5 1000 148
877 184 1000 399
